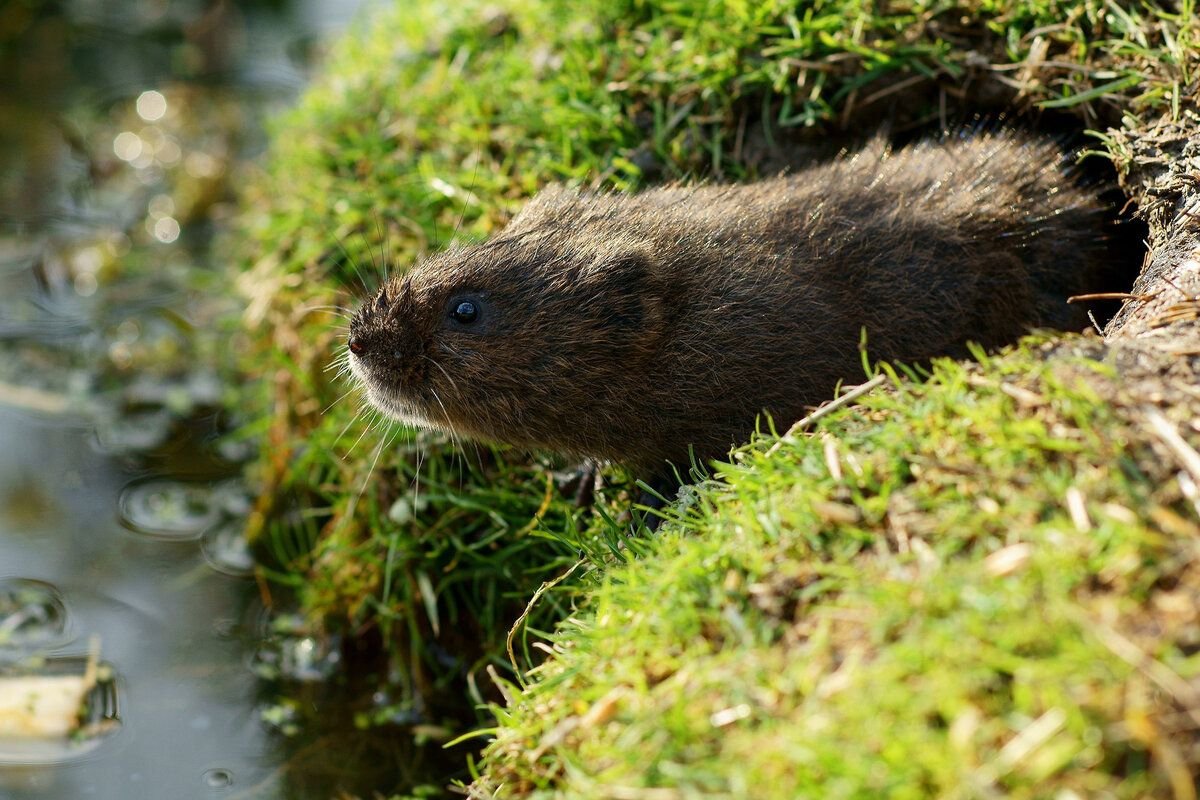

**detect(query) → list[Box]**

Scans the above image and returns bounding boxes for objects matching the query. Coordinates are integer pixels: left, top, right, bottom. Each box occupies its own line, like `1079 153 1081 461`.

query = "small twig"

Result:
507 558 586 687
856 73 930 111
965 374 1044 406
0 381 71 415
1065 487 1092 532
984 543 1032 577
1161 274 1199 302
992 707 1067 773
1080 611 1200 723
1177 471 1200 519
1067 291 1154 303
766 374 887 456
1146 408 1200 489
486 664 514 706
822 435 843 481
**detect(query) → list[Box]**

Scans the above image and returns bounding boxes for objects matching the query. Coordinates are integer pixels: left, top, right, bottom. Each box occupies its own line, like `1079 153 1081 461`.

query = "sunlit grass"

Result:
472 337 1200 797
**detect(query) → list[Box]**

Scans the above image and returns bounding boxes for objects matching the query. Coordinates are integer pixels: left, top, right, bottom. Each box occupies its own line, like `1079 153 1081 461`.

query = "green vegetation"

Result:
475 339 1200 796
228 0 1200 795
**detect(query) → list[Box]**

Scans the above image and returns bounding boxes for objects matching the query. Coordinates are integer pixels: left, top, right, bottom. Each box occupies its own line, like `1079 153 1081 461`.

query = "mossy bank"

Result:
227 0 1200 796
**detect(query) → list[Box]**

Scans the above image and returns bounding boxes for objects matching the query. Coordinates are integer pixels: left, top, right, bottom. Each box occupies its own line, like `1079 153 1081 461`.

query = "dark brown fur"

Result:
348 134 1111 478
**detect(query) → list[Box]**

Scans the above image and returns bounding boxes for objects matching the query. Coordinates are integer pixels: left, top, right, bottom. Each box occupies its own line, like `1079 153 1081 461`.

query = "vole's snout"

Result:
347 328 414 373
347 330 388 361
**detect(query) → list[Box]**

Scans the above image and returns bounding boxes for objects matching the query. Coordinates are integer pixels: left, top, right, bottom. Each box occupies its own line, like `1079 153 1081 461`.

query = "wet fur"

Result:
349 134 1111 477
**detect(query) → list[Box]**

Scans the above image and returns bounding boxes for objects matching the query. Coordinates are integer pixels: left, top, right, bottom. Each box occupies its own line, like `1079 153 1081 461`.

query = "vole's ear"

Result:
593 252 667 343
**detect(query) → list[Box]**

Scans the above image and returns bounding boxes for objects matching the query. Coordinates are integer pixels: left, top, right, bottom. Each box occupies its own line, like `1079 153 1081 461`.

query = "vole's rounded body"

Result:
349 134 1110 477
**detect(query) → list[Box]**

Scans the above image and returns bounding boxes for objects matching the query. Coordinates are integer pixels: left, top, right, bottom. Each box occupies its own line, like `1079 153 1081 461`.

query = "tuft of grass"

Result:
472 336 1200 797
227 0 1199 752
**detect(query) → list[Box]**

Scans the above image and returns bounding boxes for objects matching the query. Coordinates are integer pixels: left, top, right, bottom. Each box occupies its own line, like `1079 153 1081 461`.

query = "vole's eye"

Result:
445 295 487 331
451 300 478 324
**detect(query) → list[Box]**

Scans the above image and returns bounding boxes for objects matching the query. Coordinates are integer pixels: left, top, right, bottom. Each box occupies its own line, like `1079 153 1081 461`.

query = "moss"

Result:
227 0 1200 791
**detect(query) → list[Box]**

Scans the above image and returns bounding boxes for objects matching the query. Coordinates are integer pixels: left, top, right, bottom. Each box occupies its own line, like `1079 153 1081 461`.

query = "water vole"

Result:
348 134 1113 480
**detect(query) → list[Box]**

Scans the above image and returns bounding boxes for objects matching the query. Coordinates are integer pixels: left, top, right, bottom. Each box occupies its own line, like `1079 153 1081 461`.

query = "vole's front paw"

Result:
558 460 601 508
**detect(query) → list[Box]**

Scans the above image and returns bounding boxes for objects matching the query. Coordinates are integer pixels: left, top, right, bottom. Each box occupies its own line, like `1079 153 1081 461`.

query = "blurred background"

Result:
0 1 451 797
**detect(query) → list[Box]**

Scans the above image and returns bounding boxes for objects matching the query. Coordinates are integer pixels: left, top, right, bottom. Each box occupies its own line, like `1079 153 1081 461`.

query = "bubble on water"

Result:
107 340 133 369
252 615 341 683
155 136 182 166
200 520 254 577
280 635 340 682
147 194 175 218
118 479 221 540
113 131 142 161
114 318 141 343
105 232 132 257
70 246 104 275
93 409 174 455
136 90 168 121
152 217 180 244
213 435 251 462
212 480 252 517
74 272 98 297
0 579 73 649
202 768 233 788
184 152 222 179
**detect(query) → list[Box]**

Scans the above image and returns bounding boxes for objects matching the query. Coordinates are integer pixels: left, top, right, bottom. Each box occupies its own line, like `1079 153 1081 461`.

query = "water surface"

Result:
0 2 442 797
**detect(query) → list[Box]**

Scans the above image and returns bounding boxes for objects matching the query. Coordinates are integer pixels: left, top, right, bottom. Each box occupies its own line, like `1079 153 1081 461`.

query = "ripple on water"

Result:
92 408 174 455
202 767 234 789
0 578 74 650
117 478 222 540
200 520 254 577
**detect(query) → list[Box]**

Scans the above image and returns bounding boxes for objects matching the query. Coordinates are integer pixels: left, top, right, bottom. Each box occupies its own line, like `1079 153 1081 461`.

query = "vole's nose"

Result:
348 334 367 356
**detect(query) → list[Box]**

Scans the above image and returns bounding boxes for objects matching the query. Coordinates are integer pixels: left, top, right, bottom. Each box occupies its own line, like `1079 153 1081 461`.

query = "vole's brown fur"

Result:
349 134 1113 479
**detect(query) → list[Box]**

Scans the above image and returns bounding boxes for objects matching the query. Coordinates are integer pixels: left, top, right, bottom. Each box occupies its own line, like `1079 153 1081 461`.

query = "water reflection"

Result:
0 405 270 798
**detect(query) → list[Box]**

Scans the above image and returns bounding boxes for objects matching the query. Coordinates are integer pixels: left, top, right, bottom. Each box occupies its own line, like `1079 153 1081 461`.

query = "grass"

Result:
225 0 1200 793
471 338 1200 797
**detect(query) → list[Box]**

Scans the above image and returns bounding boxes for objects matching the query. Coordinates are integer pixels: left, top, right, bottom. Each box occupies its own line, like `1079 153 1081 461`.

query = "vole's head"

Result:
347 230 667 455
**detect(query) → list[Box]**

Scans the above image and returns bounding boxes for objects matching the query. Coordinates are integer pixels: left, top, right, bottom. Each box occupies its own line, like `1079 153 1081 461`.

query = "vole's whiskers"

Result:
322 385 360 416
421 355 464 404
351 428 390 514
373 209 393 285
451 160 482 242
342 407 379 461
324 353 353 376
329 230 376 298
298 303 354 321
333 407 366 451
469 440 486 477
325 355 355 385
408 444 425 497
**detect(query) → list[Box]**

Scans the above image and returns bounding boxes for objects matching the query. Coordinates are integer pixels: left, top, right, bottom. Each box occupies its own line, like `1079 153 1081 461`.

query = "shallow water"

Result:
0 1 436 797
0 406 269 796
